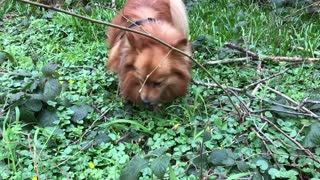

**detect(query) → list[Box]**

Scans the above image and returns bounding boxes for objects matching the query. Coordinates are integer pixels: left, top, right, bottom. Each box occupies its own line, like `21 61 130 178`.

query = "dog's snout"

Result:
142 98 151 105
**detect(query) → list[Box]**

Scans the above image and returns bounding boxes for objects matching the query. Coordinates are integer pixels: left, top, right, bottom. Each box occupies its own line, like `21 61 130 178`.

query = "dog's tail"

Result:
170 0 189 37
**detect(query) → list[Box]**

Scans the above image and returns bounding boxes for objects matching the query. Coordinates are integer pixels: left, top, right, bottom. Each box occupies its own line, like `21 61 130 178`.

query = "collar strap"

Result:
127 18 156 28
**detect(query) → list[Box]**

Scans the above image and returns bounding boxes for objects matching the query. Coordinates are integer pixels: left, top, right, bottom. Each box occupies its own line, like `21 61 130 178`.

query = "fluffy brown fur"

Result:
106 0 192 104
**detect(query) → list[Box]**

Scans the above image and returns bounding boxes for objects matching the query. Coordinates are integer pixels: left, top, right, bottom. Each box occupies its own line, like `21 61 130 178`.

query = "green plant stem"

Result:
16 0 241 117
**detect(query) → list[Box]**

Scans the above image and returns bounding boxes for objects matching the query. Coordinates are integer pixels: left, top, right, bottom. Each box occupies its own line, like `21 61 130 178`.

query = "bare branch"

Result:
263 85 320 120
245 68 289 89
260 115 320 164
203 57 250 66
224 42 259 60
225 42 320 63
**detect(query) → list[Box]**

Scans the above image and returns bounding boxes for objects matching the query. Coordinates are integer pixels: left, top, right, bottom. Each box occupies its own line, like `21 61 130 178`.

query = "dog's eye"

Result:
151 81 162 87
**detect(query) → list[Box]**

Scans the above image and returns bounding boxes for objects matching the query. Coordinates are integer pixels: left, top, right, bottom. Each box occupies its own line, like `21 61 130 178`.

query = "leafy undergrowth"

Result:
1 0 320 179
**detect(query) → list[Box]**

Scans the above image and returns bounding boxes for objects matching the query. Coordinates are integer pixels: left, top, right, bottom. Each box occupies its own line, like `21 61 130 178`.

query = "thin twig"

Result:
261 56 320 63
259 115 320 164
71 107 110 145
192 80 243 92
17 0 241 118
252 128 280 168
263 85 320 120
252 109 319 119
139 49 172 94
245 68 289 89
56 140 94 168
203 57 250 66
224 42 259 60
225 42 320 63
28 134 40 179
294 125 306 141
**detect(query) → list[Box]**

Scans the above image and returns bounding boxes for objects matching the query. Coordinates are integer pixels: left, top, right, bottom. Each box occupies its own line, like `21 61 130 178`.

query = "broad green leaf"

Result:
226 172 251 180
236 161 250 172
8 92 24 102
43 79 62 101
146 147 168 157
38 109 58 127
120 156 148 180
252 173 263 180
209 149 236 166
42 62 57 76
95 133 110 144
29 93 44 100
151 155 171 179
70 105 92 122
19 107 36 123
25 99 43 112
303 122 320 148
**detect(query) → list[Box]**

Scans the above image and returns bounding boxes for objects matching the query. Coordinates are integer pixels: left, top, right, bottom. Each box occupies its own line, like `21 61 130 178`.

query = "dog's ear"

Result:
124 32 143 51
106 41 121 72
173 38 192 56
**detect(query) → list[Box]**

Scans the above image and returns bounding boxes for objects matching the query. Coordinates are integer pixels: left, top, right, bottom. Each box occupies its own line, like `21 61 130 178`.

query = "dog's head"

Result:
109 22 192 104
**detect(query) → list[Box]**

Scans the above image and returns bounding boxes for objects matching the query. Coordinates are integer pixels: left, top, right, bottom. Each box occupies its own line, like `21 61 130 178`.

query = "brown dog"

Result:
106 0 192 104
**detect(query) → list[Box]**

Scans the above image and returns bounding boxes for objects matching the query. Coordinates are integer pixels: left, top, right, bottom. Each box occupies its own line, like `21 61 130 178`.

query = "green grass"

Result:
1 0 320 179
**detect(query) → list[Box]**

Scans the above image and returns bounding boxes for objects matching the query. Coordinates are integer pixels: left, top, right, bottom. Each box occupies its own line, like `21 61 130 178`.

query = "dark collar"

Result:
127 17 156 28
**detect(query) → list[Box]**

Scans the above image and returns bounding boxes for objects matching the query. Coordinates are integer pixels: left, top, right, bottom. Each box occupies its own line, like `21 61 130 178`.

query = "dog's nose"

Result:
142 99 152 105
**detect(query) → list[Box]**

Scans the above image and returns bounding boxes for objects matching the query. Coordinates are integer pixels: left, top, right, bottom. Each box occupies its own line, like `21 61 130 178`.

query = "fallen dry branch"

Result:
203 57 250 65
292 46 320 56
263 85 320 120
262 56 320 63
224 42 320 63
192 80 243 92
224 42 259 59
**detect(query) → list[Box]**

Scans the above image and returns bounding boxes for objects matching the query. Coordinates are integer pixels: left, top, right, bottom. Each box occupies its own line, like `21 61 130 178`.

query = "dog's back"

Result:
108 0 189 47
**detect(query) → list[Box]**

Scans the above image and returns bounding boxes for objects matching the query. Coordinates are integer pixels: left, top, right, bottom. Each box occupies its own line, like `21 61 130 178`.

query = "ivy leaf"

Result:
236 161 250 172
264 111 273 118
43 79 62 101
151 155 170 179
256 159 269 171
120 156 148 180
146 147 168 157
209 149 236 166
38 109 58 127
42 62 57 77
8 92 25 102
303 122 320 148
25 99 43 112
70 105 92 122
